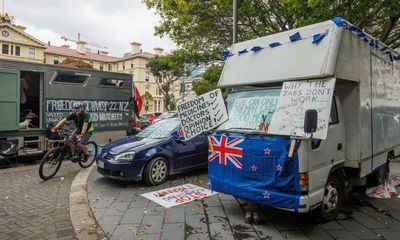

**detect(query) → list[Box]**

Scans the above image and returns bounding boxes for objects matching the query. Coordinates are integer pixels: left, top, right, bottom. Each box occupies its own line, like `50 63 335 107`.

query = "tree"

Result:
60 58 93 69
141 92 153 111
146 50 187 111
145 0 400 62
192 65 223 95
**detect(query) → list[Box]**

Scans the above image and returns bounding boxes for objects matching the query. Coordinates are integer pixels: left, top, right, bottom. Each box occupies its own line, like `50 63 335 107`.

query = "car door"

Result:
188 133 208 167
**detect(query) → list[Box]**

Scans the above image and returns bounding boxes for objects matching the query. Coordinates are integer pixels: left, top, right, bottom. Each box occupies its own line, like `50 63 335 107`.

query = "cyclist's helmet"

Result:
73 102 83 108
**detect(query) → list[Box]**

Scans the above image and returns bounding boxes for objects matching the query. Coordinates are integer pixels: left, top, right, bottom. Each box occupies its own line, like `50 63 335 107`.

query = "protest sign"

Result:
141 184 216 208
268 78 335 139
177 89 228 140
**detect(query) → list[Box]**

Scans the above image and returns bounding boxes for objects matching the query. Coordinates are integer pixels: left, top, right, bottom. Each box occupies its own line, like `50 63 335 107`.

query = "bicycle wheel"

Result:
79 141 98 168
39 147 63 180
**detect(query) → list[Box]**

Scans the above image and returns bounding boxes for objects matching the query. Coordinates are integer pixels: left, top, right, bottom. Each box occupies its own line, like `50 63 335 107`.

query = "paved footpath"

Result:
0 161 80 240
88 161 400 240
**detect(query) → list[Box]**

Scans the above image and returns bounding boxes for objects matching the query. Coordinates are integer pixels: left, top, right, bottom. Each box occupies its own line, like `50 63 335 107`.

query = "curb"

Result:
70 164 107 240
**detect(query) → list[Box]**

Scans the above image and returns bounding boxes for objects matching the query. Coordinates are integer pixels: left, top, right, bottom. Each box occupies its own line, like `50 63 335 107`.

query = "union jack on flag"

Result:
208 136 244 169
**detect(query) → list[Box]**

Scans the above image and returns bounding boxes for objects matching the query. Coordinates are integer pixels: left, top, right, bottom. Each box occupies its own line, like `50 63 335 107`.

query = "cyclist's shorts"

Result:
69 130 92 145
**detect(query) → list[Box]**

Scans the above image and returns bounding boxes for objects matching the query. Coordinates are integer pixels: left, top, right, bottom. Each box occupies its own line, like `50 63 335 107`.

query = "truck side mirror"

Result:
304 109 318 133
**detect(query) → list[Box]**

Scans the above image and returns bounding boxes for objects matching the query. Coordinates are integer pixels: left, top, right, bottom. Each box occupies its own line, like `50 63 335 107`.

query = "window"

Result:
100 63 104 71
145 86 149 93
122 62 125 70
155 100 162 112
329 97 339 124
52 71 90 85
131 62 133 68
145 71 150 82
54 56 59 65
108 64 112 71
2 44 9 54
29 48 35 58
15 46 20 56
156 88 162 96
10 45 13 55
99 78 125 87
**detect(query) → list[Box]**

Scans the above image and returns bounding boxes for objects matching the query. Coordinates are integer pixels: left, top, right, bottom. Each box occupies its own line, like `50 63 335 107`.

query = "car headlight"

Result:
115 151 135 161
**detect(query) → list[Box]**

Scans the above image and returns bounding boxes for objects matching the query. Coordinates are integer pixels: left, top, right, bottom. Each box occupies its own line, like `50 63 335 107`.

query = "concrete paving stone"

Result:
205 206 228 223
186 201 206 215
358 206 392 220
350 211 388 229
164 206 185 223
103 201 130 216
298 223 334 240
253 222 285 240
185 214 208 234
98 215 122 236
120 207 145 224
139 215 164 234
186 233 210 240
320 220 345 230
218 193 236 201
93 208 106 220
145 205 166 216
140 233 161 240
110 223 140 240
337 219 381 239
221 200 243 214
372 228 400 240
208 222 234 240
226 213 254 232
114 190 136 202
160 223 185 240
203 195 222 207
232 231 260 240
327 229 360 240
130 196 150 208
270 218 300 231
281 230 311 240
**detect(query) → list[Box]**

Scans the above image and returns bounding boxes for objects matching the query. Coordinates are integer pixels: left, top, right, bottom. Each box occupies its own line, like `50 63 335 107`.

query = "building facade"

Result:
0 13 170 113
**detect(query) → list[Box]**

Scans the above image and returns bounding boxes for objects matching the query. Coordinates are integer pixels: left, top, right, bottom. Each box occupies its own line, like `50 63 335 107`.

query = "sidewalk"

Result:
0 161 79 240
87 161 400 240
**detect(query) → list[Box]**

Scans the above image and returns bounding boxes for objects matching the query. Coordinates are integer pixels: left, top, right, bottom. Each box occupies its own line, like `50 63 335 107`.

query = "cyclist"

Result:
51 102 94 160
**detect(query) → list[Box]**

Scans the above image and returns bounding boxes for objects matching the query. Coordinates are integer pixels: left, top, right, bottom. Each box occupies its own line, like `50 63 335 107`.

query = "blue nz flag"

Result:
208 133 301 211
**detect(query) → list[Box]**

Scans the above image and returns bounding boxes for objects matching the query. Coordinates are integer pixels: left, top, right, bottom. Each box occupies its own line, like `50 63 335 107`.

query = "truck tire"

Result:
319 175 342 221
143 157 169 186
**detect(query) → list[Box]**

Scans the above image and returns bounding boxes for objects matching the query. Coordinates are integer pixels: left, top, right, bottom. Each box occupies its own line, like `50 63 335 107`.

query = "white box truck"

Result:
208 18 400 221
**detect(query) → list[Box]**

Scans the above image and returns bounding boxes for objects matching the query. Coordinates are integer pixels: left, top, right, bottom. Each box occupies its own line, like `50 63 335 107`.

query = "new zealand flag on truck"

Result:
208 133 301 211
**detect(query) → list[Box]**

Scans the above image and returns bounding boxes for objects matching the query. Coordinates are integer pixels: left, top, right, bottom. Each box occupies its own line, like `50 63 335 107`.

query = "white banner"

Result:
268 79 335 139
141 184 216 208
177 89 228 140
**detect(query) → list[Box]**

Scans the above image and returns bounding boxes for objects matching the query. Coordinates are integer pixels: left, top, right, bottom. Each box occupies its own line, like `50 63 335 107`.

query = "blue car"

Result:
96 118 208 185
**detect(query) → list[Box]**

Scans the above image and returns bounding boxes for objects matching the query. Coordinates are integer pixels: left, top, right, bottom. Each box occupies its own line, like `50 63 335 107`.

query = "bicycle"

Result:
39 128 98 180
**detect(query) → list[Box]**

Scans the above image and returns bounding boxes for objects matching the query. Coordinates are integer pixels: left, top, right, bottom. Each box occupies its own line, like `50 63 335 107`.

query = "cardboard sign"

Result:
268 79 335 139
177 89 228 140
140 184 216 208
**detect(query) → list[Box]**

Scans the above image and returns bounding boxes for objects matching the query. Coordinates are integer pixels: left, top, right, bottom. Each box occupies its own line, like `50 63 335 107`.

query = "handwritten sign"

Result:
141 184 216 208
225 96 278 130
45 99 130 130
268 79 335 139
177 89 228 140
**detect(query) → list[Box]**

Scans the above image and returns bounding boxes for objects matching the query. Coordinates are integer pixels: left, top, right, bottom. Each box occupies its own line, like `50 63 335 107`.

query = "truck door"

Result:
0 69 20 131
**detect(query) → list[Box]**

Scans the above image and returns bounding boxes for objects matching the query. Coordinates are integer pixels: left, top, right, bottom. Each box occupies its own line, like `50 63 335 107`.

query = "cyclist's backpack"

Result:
45 122 61 140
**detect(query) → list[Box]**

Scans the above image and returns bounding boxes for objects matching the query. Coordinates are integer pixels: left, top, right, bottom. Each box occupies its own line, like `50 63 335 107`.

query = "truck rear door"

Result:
0 69 20 131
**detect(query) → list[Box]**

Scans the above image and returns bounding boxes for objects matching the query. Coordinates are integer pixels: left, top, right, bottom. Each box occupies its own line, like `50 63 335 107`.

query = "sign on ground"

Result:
140 184 216 208
268 78 335 139
177 89 228 140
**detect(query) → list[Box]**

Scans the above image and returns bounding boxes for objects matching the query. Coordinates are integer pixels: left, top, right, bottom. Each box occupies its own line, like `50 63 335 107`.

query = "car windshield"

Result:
218 88 281 133
158 112 176 119
136 119 180 139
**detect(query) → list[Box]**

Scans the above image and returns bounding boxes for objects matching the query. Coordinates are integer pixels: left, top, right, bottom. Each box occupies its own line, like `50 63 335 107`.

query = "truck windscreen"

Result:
218 88 281 133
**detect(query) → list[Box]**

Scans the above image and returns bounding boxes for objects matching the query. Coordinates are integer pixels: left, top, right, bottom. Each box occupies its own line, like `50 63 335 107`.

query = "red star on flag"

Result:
262 191 270 199
251 164 257 172
276 164 282 172
264 147 271 155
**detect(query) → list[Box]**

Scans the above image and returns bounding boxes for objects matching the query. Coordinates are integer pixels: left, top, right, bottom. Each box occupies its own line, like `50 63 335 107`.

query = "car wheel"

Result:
144 157 169 186
318 175 342 222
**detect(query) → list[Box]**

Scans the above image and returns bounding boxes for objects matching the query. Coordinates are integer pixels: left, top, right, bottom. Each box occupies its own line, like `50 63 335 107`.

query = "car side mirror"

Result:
304 109 318 134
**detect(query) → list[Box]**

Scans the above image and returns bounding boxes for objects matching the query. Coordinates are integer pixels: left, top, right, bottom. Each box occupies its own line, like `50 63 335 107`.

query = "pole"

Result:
233 0 237 44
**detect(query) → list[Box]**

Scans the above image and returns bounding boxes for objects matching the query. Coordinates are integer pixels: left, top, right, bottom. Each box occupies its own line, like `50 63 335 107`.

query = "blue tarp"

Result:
208 133 301 211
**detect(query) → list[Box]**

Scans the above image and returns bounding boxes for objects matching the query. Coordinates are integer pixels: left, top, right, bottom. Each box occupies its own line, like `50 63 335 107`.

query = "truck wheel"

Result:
319 175 342 221
143 157 169 186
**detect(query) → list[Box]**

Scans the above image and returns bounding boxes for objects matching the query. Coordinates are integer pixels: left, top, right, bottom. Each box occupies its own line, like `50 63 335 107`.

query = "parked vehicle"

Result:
0 59 133 157
96 118 208 185
39 127 98 180
143 112 162 123
153 111 178 123
208 18 400 221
